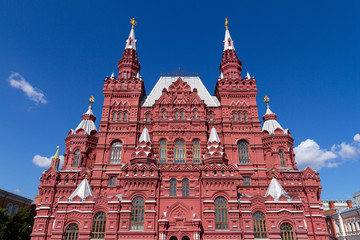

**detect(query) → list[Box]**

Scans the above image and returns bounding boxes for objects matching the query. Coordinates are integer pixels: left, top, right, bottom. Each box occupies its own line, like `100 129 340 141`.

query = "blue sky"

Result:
1 0 360 200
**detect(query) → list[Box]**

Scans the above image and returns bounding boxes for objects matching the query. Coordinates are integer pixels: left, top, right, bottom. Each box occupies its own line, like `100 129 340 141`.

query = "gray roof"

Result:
142 76 220 107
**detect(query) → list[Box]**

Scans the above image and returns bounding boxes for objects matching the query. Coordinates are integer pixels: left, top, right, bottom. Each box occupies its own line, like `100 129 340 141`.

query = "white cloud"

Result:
295 133 360 170
14 188 21 193
32 154 64 168
8 72 47 104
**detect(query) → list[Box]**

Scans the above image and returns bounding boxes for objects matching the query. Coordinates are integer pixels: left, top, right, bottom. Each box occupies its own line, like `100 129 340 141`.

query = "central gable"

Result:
142 76 220 107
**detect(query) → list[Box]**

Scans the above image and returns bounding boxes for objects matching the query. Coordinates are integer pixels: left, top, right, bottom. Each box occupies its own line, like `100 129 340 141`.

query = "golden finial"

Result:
264 95 270 108
85 169 91 179
130 18 137 29
272 168 276 178
89 95 95 107
225 18 229 30
57 146 59 149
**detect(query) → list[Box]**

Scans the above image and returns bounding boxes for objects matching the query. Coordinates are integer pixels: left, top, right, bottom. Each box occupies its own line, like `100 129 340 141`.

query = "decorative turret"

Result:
117 18 140 79
71 95 97 135
130 127 156 164
50 146 60 171
262 95 288 135
219 18 242 80
204 127 228 164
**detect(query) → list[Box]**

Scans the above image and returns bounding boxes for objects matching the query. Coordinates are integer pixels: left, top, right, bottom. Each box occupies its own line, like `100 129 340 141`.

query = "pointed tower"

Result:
130 127 156 164
261 96 296 169
50 146 60 171
117 18 140 80
63 96 98 170
203 127 228 164
219 18 242 80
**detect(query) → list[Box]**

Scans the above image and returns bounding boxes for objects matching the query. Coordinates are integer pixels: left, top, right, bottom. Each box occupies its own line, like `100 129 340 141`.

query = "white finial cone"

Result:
223 29 235 51
246 71 251 79
208 127 220 143
125 27 137 50
265 178 290 201
139 127 151 143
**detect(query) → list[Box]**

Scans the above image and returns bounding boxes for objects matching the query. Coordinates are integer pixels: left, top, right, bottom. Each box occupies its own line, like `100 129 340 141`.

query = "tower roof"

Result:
223 25 235 51
53 146 60 159
139 127 151 143
125 18 137 50
208 127 220 143
261 96 288 135
69 178 94 201
72 97 97 135
265 178 290 201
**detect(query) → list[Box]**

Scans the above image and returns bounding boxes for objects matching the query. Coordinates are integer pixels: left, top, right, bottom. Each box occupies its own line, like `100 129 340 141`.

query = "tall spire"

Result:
223 18 235 51
118 18 140 79
50 146 60 171
219 18 242 80
125 18 137 50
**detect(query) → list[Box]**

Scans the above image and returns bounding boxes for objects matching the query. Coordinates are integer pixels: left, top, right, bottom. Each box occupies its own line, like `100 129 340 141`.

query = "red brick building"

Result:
31 20 328 240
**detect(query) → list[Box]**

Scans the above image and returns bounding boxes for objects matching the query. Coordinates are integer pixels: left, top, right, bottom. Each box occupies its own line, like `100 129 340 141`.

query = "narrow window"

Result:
123 72 126 79
110 141 122 164
244 112 248 121
233 112 236 121
162 111 166 120
253 212 267 238
175 111 179 120
131 197 144 230
159 140 167 163
181 111 184 120
234 72 237 79
118 112 122 122
108 177 117 187
243 176 251 186
279 150 286 167
112 112 116 121
170 179 177 197
280 223 294 240
121 82 124 88
174 140 185 163
6 203 13 216
238 112 242 121
210 112 213 122
73 150 80 167
12 205 19 215
146 113 150 122
182 179 189 197
91 212 106 239
124 112 128 121
236 83 239 89
238 141 250 164
194 110 197 120
193 140 201 163
64 224 79 240
215 197 228 229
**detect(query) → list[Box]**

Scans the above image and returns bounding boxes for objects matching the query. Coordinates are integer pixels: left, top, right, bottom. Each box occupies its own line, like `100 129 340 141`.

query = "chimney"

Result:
347 200 353 208
329 201 335 209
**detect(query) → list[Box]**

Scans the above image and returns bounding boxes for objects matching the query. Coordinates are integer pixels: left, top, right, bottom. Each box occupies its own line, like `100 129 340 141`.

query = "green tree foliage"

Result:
0 207 34 240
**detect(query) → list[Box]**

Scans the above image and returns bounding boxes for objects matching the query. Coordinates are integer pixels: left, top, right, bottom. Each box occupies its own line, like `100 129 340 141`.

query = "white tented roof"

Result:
71 106 97 135
69 178 95 201
261 107 288 135
142 76 220 107
224 28 235 51
139 127 151 143
265 178 290 201
208 127 220 143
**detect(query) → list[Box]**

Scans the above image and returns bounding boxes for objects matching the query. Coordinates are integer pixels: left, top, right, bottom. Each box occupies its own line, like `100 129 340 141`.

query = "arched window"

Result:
238 112 242 121
174 140 185 163
233 112 236 121
238 141 250 164
215 197 228 229
182 179 189 197
118 112 122 121
64 223 79 240
170 179 177 197
181 111 184 120
193 140 201 163
91 212 106 239
110 141 122 164
253 212 267 238
159 140 167 163
112 112 116 121
162 111 166 120
73 150 80 167
209 112 214 122
280 223 294 240
121 82 124 88
131 197 144 230
12 205 19 215
244 112 248 121
194 110 197 120
279 150 286 167
146 113 150 122
6 203 13 216
175 111 179 120
124 112 128 121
